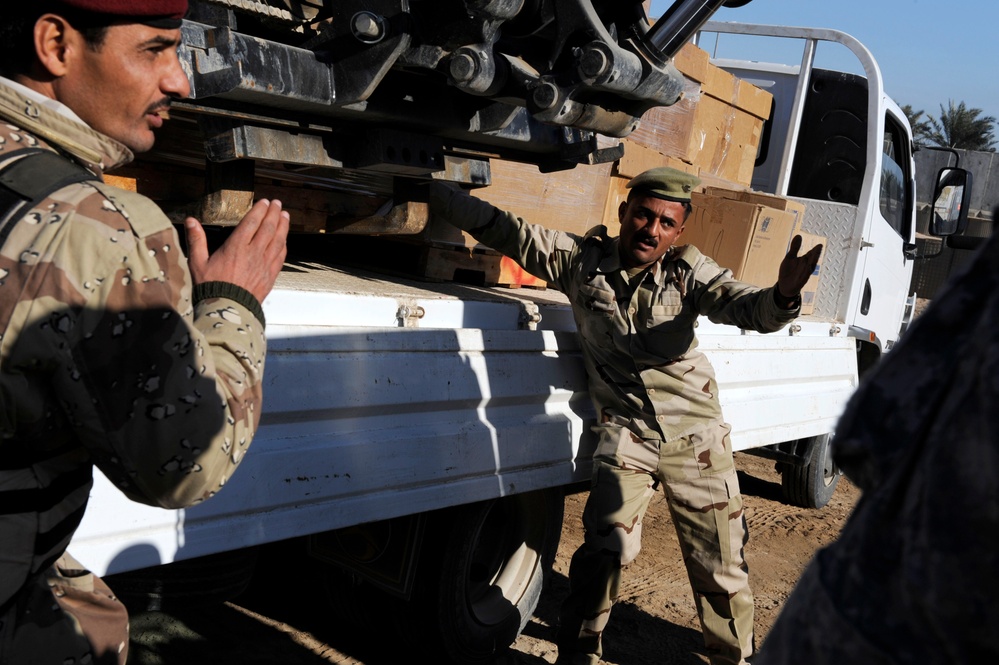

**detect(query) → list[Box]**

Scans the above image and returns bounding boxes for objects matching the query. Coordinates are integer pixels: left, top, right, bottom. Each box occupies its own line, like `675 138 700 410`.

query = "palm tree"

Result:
901 104 934 146
926 100 996 151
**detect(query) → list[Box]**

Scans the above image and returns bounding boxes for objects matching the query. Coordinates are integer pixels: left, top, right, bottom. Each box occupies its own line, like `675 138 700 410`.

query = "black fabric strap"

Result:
0 148 95 247
0 465 93 515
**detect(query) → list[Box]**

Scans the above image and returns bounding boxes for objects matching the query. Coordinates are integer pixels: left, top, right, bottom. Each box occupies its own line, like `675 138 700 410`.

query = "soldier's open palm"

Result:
185 199 290 303
777 235 822 298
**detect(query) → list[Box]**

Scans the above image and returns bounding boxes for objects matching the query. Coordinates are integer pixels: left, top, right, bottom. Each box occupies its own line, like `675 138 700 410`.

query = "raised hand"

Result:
777 234 822 299
185 198 290 303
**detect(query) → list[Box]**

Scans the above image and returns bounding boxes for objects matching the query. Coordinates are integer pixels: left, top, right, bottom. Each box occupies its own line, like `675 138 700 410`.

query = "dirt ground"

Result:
125 451 860 664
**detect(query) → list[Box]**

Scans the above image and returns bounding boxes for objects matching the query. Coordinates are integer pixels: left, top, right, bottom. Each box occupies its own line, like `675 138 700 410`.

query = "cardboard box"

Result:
474 159 613 235
683 195 796 288
796 231 826 316
423 158 615 248
698 186 807 235
625 43 772 187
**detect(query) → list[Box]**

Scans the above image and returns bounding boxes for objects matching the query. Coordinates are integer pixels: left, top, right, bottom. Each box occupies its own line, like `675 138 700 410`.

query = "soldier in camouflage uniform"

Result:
429 169 821 665
0 1 289 663
755 220 999 664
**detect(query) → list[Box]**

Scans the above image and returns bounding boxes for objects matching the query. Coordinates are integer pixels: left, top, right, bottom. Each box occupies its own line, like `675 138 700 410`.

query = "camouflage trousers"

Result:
556 421 753 665
0 553 129 665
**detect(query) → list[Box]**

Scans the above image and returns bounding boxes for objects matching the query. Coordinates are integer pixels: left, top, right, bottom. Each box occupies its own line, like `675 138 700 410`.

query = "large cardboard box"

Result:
626 43 773 187
700 186 805 219
698 186 807 236
683 194 796 288
424 158 615 248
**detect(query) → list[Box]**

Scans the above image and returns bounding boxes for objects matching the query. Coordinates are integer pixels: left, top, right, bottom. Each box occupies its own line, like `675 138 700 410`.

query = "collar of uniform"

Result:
0 78 133 176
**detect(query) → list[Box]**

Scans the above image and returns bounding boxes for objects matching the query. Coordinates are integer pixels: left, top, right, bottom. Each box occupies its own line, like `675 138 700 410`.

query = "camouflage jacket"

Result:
430 183 798 443
756 220 999 665
0 79 268 608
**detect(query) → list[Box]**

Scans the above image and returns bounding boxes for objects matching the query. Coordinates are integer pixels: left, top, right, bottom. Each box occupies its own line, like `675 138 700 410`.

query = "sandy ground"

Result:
123 451 859 664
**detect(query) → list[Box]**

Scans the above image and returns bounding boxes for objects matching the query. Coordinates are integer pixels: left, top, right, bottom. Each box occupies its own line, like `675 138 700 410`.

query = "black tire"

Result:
104 547 259 612
780 433 841 509
420 489 564 665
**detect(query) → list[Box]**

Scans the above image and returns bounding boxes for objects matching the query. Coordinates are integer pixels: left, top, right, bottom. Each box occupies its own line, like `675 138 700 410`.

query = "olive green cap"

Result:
626 166 701 203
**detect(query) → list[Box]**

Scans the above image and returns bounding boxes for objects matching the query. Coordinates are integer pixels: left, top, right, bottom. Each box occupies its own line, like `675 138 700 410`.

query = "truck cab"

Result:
699 22 919 361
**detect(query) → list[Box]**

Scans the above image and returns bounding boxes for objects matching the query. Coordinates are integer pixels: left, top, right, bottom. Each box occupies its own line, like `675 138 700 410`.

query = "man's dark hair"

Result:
0 6 109 79
680 201 693 220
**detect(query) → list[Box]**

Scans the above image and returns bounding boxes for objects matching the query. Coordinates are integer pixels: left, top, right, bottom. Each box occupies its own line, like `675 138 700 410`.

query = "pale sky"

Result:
650 0 999 126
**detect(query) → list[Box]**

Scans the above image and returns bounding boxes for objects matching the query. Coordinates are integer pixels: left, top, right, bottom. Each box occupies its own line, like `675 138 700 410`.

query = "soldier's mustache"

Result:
147 98 174 120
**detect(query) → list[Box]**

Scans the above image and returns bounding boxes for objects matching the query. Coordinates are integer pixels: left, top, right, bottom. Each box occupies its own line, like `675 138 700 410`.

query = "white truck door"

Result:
850 109 916 348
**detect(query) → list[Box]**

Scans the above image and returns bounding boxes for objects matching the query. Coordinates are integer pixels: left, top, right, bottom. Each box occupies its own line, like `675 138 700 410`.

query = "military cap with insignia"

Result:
626 166 701 203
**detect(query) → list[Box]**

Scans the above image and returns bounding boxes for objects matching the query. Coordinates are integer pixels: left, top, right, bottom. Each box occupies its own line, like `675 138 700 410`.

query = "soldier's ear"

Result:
34 14 76 79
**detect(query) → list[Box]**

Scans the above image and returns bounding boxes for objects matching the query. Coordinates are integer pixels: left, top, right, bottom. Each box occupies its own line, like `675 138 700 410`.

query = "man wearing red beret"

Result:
0 2 289 663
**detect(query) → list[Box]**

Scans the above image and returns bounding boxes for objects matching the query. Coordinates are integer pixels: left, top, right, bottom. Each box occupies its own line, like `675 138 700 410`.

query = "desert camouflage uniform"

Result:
0 79 268 664
755 222 999 664
431 183 799 665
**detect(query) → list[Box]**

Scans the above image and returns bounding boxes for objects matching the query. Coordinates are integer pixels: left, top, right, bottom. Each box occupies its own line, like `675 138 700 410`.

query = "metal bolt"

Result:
532 81 559 110
579 47 609 79
352 12 384 42
450 52 478 83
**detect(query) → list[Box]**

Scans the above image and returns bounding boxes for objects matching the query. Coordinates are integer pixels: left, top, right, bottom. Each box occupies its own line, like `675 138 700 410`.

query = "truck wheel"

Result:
780 433 841 509
421 488 564 664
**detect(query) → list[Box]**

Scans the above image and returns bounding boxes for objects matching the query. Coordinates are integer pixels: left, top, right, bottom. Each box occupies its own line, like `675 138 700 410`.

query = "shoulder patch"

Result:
89 181 174 239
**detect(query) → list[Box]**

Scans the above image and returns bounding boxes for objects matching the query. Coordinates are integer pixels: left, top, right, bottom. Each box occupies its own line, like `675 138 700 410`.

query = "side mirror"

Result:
928 167 972 237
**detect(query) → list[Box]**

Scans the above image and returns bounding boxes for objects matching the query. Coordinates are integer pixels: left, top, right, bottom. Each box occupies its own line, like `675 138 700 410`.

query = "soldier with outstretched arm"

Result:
429 167 820 665
0 1 288 662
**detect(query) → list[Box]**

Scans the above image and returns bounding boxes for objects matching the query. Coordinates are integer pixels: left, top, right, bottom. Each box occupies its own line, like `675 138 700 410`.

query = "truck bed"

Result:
71 254 855 575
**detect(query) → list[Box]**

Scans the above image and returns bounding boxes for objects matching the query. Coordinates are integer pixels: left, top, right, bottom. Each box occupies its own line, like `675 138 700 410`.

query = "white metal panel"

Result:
704 334 857 450
72 317 596 575
790 198 865 322
697 317 857 450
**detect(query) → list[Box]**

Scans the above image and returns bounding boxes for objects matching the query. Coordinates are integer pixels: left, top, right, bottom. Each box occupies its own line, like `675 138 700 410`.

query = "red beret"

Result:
55 0 188 21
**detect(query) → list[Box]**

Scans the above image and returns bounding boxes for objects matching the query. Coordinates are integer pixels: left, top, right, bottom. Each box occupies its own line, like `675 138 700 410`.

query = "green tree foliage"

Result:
926 100 996 152
901 104 933 146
